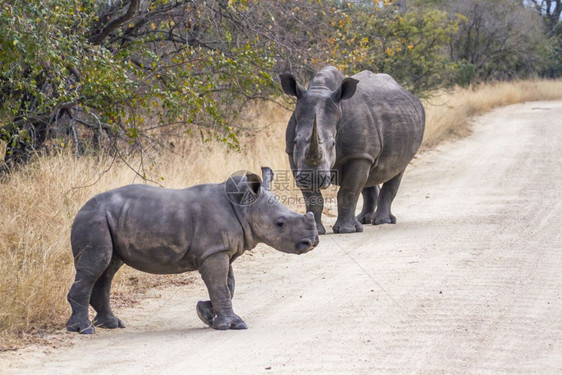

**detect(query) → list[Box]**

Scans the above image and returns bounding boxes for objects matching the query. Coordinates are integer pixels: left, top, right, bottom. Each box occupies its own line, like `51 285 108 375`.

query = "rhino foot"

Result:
197 301 247 330
212 315 248 330
317 222 326 235
66 318 95 335
82 326 95 334
373 213 396 225
356 212 375 225
196 301 214 327
94 314 126 329
333 220 363 234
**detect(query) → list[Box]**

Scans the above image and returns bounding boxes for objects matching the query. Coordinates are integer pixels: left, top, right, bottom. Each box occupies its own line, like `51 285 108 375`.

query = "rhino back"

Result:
336 71 425 185
74 184 243 274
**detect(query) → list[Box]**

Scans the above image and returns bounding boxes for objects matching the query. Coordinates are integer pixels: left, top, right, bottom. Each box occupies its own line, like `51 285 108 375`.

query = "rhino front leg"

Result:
302 190 326 234
198 253 247 330
333 159 371 233
374 171 404 225
356 185 379 224
196 264 235 327
290 155 326 234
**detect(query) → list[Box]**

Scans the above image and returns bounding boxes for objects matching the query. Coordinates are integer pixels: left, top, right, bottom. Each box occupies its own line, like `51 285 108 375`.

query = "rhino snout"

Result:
295 212 319 253
296 236 318 254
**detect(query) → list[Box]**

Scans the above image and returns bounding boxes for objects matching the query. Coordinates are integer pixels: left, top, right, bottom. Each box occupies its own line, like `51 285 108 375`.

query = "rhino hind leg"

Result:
356 185 379 224
91 256 125 329
373 171 404 225
66 216 113 334
66 269 98 334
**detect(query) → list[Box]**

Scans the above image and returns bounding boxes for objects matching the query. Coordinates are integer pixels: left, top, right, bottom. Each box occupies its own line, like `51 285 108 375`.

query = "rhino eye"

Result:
276 219 286 229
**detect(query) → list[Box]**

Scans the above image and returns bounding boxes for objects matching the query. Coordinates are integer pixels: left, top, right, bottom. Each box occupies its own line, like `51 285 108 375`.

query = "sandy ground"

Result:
1 101 561 374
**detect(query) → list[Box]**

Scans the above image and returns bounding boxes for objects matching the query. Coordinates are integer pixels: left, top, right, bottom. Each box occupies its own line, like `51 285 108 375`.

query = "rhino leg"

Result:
302 190 326 235
197 265 235 327
196 301 214 327
91 256 125 329
290 156 326 234
66 270 98 334
333 159 371 234
198 253 247 330
373 171 404 225
66 217 113 334
356 185 379 224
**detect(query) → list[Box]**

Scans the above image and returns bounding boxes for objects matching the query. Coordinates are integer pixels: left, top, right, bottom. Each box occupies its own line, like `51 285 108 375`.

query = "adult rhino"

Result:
66 168 318 334
279 66 425 234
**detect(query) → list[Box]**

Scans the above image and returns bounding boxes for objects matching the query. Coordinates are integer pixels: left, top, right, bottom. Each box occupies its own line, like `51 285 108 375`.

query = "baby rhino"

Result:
66 167 318 334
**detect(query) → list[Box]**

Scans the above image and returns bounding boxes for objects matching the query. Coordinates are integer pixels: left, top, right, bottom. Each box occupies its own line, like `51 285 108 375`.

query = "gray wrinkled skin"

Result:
280 66 425 234
66 168 318 334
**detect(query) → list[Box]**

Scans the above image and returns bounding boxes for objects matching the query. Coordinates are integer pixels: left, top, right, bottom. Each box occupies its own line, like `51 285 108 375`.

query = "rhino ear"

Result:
245 172 262 196
331 77 359 103
261 167 274 191
279 73 306 99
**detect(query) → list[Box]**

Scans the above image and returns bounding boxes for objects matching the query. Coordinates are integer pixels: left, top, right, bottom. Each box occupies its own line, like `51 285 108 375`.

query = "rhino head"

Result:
227 167 319 254
279 73 359 190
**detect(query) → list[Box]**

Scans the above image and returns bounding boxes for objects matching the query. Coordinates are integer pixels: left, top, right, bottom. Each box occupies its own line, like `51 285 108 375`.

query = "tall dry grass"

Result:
422 79 562 148
1 79 562 349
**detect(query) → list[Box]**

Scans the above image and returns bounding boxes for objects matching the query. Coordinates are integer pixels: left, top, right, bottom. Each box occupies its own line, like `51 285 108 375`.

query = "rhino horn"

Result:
306 116 323 161
261 166 274 190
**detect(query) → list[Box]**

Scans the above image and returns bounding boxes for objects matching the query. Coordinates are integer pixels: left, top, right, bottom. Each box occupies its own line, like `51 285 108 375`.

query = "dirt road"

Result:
2 101 562 374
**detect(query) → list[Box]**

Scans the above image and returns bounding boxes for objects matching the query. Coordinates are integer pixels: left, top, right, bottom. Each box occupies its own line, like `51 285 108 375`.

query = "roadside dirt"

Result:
1 101 561 374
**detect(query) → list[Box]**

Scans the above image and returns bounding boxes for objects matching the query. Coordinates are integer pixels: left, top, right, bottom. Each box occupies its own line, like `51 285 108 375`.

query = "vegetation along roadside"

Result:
1 0 562 349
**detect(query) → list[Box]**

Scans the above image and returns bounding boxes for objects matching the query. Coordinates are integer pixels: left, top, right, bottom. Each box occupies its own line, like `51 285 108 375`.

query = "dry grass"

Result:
1 79 561 349
0 140 6 163
422 79 562 148
0 101 293 350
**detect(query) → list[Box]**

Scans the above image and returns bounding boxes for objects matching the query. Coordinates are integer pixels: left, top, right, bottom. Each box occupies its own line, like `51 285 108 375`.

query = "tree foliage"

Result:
528 0 562 36
0 0 277 168
326 2 459 95
528 0 562 77
1 0 561 171
446 0 548 82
